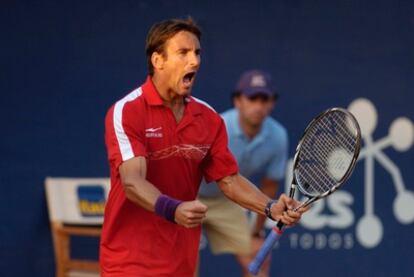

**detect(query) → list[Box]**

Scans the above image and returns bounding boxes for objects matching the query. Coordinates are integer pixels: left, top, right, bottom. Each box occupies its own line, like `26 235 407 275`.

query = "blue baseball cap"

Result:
235 69 278 98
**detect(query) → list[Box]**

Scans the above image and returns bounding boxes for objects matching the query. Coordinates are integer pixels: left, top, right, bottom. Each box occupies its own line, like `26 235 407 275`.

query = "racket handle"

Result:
248 227 283 275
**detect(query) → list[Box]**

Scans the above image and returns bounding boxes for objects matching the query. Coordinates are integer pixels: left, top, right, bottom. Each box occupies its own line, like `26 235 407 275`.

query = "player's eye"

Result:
178 49 188 55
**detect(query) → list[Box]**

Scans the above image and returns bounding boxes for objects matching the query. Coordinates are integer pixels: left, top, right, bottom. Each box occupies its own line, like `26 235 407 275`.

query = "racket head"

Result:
292 107 361 199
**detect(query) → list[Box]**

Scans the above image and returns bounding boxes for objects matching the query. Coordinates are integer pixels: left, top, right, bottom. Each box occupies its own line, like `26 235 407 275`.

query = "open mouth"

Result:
183 72 196 86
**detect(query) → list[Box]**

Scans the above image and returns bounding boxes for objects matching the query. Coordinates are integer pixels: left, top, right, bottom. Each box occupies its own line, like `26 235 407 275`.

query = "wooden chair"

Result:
45 177 110 277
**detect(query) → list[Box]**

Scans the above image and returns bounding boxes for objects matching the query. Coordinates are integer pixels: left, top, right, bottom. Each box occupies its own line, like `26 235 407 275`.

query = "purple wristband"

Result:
154 194 183 223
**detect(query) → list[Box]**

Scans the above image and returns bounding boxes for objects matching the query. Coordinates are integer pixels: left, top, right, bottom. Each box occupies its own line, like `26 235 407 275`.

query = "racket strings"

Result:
296 111 359 196
300 119 356 190
302 113 357 189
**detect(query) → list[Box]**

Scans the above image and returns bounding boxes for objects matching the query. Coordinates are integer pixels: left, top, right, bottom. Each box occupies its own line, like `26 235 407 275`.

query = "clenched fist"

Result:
174 200 208 228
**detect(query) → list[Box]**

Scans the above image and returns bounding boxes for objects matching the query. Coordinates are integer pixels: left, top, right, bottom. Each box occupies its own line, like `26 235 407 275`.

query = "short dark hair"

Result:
145 17 201 76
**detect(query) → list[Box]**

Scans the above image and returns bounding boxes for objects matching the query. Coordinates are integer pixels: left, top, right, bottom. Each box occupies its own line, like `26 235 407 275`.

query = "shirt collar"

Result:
142 76 164 106
141 76 202 115
184 96 202 116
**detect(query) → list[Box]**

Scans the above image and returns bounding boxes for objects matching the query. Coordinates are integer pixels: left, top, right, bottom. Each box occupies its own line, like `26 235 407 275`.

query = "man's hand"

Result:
270 194 309 226
174 200 208 228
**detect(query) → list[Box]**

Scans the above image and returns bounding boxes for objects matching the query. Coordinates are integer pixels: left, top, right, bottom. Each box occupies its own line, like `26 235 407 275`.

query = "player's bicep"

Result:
216 174 237 196
119 156 147 185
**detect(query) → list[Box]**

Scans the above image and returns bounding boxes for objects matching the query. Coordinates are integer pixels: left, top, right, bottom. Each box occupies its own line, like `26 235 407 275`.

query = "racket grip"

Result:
248 227 283 275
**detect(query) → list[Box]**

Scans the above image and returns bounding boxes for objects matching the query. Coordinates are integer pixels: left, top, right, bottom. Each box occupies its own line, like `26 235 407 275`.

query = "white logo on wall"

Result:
274 98 414 250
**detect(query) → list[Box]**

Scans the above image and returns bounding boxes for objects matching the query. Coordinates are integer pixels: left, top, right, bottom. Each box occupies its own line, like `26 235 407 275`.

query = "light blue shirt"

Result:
198 108 288 197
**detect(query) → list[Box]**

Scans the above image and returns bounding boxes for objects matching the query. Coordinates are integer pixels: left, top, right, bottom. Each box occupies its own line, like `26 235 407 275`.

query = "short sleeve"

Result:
105 99 146 170
265 129 288 181
203 118 238 182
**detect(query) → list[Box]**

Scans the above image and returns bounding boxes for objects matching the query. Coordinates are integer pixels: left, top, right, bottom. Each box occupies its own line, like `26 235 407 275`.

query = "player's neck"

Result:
162 97 185 120
152 75 185 104
152 75 185 122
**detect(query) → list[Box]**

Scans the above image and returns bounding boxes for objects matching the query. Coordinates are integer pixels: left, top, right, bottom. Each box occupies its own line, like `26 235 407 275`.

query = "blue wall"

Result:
1 1 413 276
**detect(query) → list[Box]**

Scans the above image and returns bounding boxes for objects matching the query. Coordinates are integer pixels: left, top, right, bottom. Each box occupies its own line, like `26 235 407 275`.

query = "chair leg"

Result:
51 222 101 276
59 232 70 277
52 223 70 277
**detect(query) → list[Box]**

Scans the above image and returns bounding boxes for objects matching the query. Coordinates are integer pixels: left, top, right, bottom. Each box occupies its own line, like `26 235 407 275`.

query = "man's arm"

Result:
217 174 306 226
120 156 159 211
253 178 278 236
120 156 207 228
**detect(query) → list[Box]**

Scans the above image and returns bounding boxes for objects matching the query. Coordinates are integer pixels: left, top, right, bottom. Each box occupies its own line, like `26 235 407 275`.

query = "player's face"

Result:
159 31 201 96
235 94 274 127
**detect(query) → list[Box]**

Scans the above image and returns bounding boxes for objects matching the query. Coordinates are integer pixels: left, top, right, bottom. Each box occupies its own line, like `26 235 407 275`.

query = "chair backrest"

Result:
45 177 110 225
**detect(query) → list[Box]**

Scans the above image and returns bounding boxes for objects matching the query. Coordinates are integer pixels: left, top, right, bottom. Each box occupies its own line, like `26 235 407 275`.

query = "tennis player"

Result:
100 17 307 276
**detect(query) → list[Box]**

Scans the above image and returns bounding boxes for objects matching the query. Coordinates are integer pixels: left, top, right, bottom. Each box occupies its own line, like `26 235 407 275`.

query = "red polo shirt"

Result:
100 77 238 276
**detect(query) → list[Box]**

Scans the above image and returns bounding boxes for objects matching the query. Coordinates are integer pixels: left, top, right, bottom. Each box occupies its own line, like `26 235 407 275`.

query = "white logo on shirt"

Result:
145 127 162 132
145 127 163 138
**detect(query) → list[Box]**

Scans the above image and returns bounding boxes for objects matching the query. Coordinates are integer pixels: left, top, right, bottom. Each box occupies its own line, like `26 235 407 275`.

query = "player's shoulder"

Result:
189 96 221 119
117 87 145 108
105 86 145 124
190 96 216 111
107 87 145 112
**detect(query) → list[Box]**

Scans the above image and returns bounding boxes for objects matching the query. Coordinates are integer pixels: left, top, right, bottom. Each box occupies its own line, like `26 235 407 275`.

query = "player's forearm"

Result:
218 174 271 215
122 173 161 212
254 178 279 232
119 157 161 212
261 178 278 199
123 179 161 211
119 157 187 224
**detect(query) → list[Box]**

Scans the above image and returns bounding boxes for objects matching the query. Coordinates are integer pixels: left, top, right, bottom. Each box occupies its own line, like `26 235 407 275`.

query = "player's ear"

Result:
151 52 164 71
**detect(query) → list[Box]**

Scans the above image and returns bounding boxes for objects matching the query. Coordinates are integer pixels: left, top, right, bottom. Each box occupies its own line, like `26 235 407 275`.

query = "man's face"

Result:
234 94 275 127
156 31 201 96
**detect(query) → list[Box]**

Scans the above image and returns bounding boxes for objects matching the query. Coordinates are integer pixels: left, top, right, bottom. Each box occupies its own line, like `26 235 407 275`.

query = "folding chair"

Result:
45 177 110 277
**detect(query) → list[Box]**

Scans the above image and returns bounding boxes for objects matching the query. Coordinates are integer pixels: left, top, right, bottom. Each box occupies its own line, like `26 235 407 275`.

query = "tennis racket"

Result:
248 107 361 275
